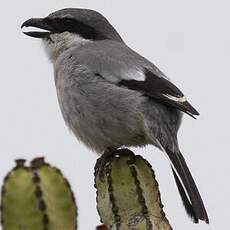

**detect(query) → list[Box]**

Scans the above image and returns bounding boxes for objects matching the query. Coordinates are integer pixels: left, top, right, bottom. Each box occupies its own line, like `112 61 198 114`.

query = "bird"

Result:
21 8 209 224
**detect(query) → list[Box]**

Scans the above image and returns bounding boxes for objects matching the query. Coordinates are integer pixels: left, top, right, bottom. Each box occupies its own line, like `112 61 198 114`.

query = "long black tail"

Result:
165 147 209 223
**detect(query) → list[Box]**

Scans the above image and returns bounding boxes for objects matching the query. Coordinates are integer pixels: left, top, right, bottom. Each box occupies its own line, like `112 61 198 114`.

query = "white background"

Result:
0 1 229 229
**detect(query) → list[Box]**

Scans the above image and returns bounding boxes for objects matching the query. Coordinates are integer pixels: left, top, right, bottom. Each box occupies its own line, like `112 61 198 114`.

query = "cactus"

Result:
1 158 77 230
95 149 172 230
1 150 173 230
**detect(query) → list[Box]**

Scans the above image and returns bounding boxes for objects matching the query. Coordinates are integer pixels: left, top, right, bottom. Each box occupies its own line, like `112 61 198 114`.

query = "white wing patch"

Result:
163 94 187 103
122 69 146 81
102 68 146 83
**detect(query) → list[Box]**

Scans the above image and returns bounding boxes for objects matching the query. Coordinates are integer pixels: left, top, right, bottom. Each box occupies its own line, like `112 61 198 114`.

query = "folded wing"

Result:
118 68 199 118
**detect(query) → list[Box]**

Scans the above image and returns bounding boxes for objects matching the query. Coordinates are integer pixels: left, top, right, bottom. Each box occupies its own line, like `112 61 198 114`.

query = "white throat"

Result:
42 32 92 62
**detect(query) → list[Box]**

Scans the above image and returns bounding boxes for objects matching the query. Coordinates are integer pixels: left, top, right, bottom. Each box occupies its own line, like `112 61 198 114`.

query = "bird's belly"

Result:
55 77 149 153
73 116 148 153
62 104 147 153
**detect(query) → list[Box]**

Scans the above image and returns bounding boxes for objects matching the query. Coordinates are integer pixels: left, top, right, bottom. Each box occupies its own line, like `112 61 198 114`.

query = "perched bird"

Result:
21 8 209 223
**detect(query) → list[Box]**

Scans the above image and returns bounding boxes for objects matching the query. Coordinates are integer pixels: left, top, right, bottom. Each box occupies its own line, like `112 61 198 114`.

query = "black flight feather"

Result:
118 68 199 118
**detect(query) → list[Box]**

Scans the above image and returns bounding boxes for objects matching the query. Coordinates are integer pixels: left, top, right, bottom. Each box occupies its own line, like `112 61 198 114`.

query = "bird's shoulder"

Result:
56 40 199 118
59 40 163 82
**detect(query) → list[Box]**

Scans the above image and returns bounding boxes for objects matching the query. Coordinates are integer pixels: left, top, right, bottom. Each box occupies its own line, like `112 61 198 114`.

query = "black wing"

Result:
118 68 199 118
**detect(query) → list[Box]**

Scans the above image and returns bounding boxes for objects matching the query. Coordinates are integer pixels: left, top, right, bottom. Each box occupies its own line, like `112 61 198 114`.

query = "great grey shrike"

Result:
21 8 209 224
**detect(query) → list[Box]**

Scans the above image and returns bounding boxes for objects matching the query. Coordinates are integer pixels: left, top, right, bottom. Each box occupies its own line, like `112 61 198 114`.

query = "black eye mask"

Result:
43 17 107 40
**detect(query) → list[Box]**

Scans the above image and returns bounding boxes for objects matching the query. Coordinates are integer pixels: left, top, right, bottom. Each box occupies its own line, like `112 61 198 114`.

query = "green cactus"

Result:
1 158 77 230
95 149 172 230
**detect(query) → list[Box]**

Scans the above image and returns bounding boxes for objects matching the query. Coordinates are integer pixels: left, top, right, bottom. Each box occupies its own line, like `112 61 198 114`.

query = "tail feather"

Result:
164 147 209 223
172 168 198 223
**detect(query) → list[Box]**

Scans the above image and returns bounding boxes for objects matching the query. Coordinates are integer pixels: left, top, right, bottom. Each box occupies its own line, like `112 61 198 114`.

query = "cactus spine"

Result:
1 158 77 230
95 149 172 230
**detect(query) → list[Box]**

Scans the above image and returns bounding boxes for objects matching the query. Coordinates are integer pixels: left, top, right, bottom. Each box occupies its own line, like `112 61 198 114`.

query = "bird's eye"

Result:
64 18 75 25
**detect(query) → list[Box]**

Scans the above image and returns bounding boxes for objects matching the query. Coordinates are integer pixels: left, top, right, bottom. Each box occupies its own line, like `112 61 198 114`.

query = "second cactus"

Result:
1 158 77 230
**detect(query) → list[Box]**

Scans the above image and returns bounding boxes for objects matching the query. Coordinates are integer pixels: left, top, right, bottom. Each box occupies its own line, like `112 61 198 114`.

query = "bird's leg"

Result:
94 148 118 182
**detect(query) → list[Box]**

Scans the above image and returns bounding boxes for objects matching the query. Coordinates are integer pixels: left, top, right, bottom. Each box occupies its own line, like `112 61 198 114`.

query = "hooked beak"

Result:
21 18 53 38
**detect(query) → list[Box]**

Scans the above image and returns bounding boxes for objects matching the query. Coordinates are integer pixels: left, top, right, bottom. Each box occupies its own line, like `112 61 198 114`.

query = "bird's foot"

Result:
94 148 134 182
94 148 117 182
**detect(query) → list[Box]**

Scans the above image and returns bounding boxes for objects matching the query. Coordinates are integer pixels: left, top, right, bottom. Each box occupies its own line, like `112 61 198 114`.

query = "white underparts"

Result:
42 32 92 62
163 94 187 103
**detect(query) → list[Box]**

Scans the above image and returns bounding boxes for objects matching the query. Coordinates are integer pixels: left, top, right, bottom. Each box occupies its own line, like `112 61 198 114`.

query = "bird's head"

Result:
21 8 123 61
